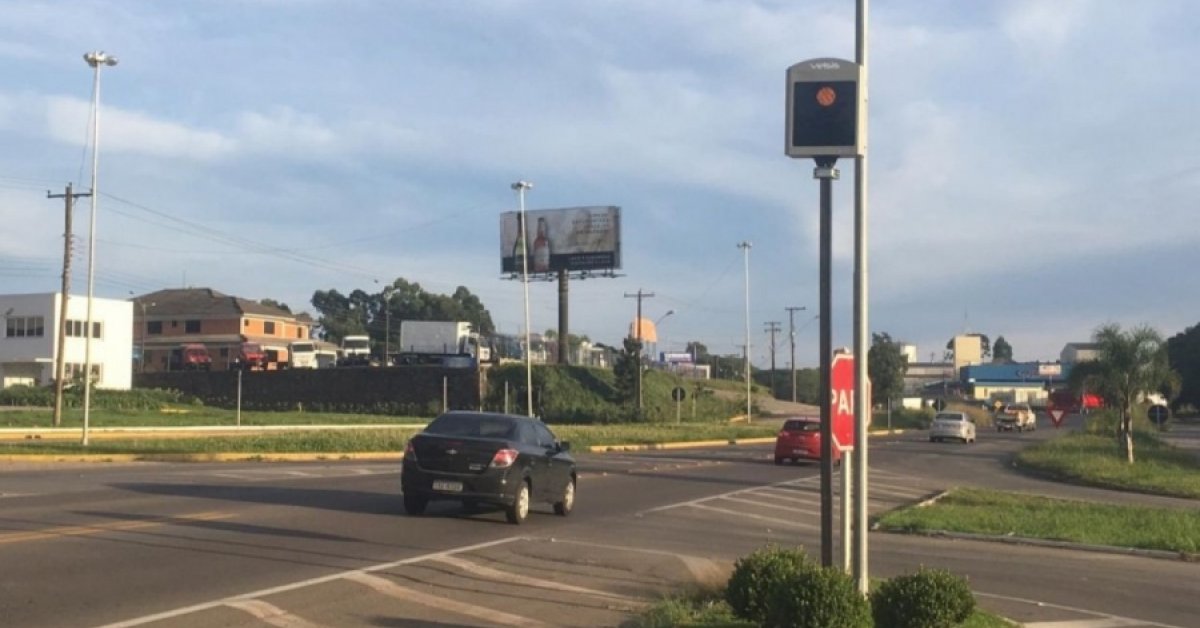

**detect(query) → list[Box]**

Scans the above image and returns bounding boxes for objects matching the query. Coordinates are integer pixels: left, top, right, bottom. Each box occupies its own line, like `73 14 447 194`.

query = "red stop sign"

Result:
831 353 860 449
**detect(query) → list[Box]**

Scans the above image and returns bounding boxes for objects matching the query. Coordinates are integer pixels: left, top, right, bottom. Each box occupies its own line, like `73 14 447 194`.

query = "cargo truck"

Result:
396 321 490 366
338 335 373 367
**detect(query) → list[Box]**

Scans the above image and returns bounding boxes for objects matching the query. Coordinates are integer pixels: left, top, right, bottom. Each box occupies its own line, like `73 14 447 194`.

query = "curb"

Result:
876 527 1199 563
589 437 776 453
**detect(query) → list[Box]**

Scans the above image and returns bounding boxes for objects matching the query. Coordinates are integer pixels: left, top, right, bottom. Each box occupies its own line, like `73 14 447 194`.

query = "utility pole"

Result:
47 183 89 428
624 289 654 413
737 241 752 421
786 306 806 402
764 321 781 398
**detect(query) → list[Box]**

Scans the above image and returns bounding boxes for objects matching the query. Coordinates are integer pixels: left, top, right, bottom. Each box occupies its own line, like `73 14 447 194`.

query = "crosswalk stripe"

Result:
719 495 822 516
686 503 820 530
343 571 551 627
225 600 321 628
428 555 641 605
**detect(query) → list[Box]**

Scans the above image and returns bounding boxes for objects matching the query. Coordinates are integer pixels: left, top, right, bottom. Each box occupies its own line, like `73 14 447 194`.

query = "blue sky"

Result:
2 0 1199 368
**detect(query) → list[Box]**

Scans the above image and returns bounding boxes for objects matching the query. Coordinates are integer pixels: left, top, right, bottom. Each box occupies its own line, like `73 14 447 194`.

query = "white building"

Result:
1 293 133 390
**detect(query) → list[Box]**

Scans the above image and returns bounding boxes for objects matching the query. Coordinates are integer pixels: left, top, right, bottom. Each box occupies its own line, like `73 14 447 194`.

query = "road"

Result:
1 415 1196 627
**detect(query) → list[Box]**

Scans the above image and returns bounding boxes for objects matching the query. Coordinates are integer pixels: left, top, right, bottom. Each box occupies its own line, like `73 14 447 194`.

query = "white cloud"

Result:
45 96 236 161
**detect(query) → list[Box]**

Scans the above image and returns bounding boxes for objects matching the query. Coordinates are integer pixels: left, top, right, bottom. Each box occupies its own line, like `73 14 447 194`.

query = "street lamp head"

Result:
84 51 118 67
511 180 533 191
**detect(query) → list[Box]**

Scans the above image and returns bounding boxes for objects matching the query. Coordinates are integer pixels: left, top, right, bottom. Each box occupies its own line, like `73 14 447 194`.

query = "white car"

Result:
930 412 976 443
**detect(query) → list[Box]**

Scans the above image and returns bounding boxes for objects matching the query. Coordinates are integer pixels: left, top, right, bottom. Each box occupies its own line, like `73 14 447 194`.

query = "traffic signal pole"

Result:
816 156 837 568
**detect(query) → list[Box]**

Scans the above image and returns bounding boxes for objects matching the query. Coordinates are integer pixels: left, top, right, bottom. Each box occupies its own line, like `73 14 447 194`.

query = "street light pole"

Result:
786 306 806 402
81 50 117 447
737 241 752 421
511 180 534 417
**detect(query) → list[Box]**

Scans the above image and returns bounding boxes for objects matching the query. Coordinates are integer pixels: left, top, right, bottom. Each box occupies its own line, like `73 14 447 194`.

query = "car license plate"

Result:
432 480 463 493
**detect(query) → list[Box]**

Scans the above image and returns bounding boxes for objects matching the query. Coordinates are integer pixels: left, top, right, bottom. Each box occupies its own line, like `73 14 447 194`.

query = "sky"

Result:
2 0 1199 369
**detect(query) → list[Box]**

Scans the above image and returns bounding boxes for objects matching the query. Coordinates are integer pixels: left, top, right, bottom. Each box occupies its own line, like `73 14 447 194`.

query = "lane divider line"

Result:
0 511 232 546
343 571 551 628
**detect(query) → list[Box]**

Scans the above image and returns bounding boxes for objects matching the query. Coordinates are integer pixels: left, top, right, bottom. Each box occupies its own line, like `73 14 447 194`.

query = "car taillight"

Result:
489 448 519 469
404 441 417 462
778 431 787 437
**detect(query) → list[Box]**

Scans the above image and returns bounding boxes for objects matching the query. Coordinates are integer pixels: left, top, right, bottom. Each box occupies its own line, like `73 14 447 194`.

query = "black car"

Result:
400 411 576 524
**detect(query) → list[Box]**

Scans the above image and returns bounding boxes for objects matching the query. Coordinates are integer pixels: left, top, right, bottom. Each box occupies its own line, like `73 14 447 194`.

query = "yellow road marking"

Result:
0 511 233 545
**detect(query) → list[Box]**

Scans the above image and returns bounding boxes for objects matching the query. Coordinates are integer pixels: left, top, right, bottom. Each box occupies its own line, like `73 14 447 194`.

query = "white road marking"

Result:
640 475 819 514
96 536 525 628
718 495 822 516
225 600 321 628
686 502 820 530
975 591 1184 628
428 554 640 604
343 571 551 628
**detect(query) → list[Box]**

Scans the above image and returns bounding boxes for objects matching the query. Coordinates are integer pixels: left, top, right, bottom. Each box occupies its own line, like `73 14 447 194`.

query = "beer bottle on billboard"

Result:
533 217 551 272
511 213 528 272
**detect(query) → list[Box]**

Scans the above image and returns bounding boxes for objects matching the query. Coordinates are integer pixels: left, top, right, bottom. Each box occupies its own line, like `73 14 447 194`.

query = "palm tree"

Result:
1069 324 1179 463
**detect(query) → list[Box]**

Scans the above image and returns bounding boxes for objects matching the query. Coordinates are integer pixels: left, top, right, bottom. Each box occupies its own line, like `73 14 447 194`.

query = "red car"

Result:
774 417 842 465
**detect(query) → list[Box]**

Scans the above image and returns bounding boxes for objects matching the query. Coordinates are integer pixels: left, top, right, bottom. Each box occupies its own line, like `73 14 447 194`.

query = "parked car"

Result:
929 411 976 443
996 403 1036 432
401 411 576 524
774 417 842 465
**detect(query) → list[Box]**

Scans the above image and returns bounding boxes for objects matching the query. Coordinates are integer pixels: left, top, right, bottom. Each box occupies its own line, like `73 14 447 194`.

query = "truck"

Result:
995 402 1036 432
396 321 491 366
232 342 268 371
171 343 212 371
290 340 340 369
339 335 373 367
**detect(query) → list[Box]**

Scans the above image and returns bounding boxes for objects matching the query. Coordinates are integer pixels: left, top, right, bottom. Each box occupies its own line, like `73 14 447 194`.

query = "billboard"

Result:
500 206 621 274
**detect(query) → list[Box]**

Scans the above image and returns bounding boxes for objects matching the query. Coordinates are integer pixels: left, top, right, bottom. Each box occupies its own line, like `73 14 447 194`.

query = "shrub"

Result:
763 564 871 628
725 546 815 623
871 568 975 628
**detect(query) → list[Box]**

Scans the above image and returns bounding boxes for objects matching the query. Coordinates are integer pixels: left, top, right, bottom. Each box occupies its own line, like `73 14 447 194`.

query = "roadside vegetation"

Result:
0 422 781 456
876 487 1200 555
1015 410 1200 498
629 545 1011 628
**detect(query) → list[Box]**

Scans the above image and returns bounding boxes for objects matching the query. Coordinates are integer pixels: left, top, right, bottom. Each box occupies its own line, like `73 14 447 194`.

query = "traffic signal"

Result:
785 58 864 158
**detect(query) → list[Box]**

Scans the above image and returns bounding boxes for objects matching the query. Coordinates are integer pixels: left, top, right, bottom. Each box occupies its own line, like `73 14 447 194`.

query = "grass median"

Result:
1015 431 1200 498
0 423 781 456
0 407 422 428
876 487 1200 555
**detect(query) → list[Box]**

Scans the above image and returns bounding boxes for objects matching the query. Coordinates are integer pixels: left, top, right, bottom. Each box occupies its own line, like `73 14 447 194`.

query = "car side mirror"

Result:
557 440 571 452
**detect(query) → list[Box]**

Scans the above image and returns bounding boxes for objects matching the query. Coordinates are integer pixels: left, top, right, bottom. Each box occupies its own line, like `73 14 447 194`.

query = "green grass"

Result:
0 423 781 456
876 487 1200 554
0 407 423 428
1015 431 1200 498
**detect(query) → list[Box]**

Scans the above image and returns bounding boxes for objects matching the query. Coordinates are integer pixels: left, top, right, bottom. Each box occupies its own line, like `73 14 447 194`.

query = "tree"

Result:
1068 324 1179 463
259 298 291 314
992 336 1013 363
311 279 495 349
868 332 908 406
612 336 643 417
1166 323 1200 411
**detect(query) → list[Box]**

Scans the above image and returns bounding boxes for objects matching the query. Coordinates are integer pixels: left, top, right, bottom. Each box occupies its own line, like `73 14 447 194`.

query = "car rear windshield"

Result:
424 414 517 439
783 420 820 432
935 413 964 421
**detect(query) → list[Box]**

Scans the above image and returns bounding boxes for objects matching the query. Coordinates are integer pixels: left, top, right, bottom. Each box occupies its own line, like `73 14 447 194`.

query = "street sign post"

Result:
831 353 858 449
1149 404 1169 426
672 386 687 423
1048 408 1067 428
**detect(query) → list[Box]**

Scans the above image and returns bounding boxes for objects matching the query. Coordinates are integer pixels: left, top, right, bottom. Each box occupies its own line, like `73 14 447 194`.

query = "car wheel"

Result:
403 492 427 516
929 436 936 443
553 477 576 516
774 456 785 465
505 480 531 524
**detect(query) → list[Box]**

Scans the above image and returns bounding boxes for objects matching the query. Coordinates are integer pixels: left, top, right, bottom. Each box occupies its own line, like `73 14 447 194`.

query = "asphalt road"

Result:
1 414 1197 627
